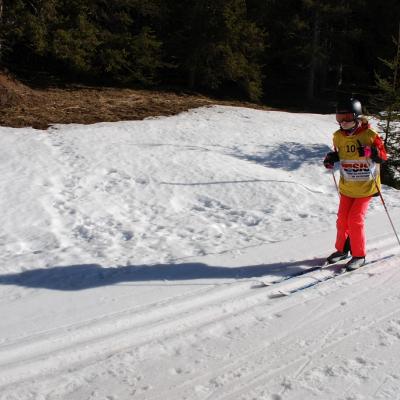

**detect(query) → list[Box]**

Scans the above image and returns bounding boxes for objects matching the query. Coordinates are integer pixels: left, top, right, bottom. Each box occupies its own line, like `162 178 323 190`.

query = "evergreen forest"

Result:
1 0 399 106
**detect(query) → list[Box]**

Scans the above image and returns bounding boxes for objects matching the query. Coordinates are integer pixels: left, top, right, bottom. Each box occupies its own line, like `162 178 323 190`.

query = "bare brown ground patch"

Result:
0 72 270 129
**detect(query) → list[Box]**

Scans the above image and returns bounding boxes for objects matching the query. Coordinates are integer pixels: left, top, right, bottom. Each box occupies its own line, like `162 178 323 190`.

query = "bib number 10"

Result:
346 144 356 153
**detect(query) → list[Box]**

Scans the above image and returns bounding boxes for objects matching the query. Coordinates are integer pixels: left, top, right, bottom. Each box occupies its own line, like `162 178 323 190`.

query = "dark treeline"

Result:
1 0 400 107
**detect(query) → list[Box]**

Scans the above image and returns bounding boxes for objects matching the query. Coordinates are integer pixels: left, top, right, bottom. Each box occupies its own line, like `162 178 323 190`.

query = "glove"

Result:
323 151 339 169
357 140 367 157
357 140 383 163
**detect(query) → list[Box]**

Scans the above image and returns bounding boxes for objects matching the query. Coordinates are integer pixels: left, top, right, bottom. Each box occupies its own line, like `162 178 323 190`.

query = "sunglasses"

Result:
336 113 355 123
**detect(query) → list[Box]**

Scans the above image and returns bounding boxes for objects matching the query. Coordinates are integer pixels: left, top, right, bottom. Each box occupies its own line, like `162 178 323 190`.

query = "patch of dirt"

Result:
0 71 270 129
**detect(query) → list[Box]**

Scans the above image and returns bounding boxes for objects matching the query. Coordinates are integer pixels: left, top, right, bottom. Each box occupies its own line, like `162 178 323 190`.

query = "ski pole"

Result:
366 159 400 248
331 169 339 196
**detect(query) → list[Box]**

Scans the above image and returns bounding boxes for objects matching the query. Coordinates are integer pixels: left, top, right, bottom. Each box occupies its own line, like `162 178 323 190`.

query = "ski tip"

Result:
269 290 290 298
252 281 273 289
322 261 331 267
257 280 274 287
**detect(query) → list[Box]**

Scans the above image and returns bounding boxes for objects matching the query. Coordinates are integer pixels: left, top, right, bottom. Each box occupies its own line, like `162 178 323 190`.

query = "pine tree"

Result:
374 24 400 188
165 0 265 100
88 0 164 85
252 0 356 103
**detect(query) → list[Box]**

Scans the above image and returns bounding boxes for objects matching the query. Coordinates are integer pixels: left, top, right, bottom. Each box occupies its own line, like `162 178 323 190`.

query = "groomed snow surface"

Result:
1 106 400 400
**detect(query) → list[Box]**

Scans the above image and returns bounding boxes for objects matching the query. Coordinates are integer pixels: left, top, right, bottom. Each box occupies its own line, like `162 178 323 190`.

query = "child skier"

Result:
323 98 387 270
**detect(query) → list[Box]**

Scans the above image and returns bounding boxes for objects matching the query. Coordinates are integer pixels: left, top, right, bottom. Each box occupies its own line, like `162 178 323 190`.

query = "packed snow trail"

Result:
1 218 399 400
0 238 399 399
0 106 400 400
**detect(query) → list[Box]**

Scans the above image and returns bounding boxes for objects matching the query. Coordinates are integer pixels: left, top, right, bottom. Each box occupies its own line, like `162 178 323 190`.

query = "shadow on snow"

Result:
0 258 325 291
233 142 331 171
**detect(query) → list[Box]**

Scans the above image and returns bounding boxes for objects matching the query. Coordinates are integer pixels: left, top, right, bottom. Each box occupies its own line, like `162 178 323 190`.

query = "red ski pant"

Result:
335 194 371 257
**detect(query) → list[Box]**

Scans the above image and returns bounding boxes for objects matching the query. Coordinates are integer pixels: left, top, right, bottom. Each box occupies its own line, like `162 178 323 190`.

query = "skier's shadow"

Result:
0 258 324 291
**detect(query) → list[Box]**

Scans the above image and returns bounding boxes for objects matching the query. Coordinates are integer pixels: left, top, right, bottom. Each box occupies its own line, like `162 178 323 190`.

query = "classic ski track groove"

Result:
0 269 327 388
0 281 254 387
0 283 215 350
1 287 329 396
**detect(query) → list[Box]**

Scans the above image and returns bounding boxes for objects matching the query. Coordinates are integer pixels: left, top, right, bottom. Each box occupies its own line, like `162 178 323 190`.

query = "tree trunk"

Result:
384 23 400 146
0 0 3 64
307 8 320 102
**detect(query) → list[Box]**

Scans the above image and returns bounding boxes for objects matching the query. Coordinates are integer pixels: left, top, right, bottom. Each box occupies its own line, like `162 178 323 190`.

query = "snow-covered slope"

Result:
0 106 399 400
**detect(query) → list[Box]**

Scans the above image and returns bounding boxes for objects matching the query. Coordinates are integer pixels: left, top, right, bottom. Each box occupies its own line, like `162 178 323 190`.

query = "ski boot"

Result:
326 250 349 265
326 237 351 265
345 257 365 271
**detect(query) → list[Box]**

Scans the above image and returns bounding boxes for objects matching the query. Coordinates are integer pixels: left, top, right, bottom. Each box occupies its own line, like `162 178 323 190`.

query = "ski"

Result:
254 257 345 288
268 254 395 298
268 262 346 297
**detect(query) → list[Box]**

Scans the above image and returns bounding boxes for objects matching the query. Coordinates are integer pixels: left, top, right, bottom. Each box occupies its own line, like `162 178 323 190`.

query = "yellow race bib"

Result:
333 127 380 198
